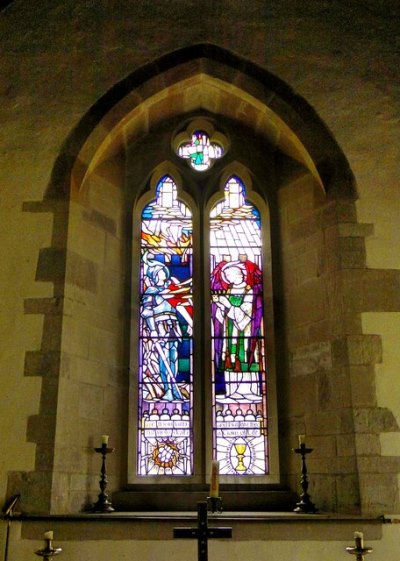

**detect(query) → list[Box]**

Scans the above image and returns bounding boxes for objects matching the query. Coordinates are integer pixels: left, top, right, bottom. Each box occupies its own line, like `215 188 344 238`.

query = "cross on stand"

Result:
174 501 232 561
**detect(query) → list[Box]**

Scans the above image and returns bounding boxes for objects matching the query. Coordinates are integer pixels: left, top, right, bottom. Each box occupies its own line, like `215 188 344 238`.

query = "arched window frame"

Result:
128 153 280 486
205 165 279 485
129 164 203 484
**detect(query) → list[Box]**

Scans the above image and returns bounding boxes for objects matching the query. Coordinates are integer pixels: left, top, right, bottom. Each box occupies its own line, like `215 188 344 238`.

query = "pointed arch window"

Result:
138 175 194 475
131 123 278 488
210 176 268 475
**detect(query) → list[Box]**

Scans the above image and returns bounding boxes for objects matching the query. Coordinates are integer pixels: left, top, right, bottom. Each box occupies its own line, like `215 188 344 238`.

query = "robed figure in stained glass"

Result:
210 175 268 475
211 258 263 403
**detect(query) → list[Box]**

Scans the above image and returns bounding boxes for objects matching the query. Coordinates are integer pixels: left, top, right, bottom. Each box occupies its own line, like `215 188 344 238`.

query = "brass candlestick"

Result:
346 533 373 561
35 538 62 561
293 443 317 513
92 443 115 512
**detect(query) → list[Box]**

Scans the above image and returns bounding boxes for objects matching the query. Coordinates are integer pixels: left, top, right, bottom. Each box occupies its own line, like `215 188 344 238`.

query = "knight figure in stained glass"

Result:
137 175 194 476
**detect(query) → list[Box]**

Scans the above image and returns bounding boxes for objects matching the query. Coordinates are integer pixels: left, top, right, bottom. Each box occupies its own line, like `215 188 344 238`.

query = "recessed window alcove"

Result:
16 45 381 516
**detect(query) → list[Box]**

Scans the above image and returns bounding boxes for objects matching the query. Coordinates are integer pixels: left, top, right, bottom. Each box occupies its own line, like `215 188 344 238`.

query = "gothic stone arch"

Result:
15 44 399 515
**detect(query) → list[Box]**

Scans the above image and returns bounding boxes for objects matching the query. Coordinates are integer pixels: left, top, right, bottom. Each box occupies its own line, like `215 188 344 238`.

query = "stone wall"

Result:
0 0 399 521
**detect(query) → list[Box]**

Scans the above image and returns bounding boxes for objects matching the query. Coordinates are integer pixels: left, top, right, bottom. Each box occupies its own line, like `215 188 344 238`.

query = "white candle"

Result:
44 531 53 540
210 460 220 498
101 435 109 446
354 531 364 548
298 434 306 447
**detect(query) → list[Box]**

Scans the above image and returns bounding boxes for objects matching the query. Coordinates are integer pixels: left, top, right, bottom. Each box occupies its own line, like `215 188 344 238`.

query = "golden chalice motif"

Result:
234 438 247 473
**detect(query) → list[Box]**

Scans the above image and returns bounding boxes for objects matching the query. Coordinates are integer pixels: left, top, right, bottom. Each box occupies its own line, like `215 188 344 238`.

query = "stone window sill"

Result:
11 512 386 542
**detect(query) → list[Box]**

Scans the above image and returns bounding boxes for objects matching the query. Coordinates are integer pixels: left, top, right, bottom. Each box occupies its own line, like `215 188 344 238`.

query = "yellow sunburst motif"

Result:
152 440 180 469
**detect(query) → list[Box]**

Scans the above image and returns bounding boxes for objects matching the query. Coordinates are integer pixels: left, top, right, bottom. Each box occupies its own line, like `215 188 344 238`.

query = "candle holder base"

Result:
346 536 373 561
92 444 115 513
293 445 317 514
346 546 373 557
92 498 115 513
35 540 62 561
293 496 317 514
207 496 223 513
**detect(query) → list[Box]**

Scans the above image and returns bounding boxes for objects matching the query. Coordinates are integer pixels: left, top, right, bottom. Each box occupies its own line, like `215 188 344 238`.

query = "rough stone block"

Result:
336 434 356 457
306 410 342 435
315 201 336 230
88 327 122 367
290 341 332 376
65 251 98 293
98 269 125 318
289 215 319 243
104 233 124 273
7 471 52 514
308 319 333 343
286 279 327 327
308 474 336 512
69 219 107 267
26 414 56 444
51 472 71 513
62 316 90 359
349 365 377 407
39 377 59 412
53 446 83 473
357 456 400 474
342 269 400 313
335 202 357 223
307 435 337 458
36 247 66 282
34 443 55 471
339 247 366 269
347 334 382 365
353 407 399 433
354 434 382 456
340 408 355 433
78 418 105 449
287 375 317 417
83 208 116 235
318 370 352 410
24 297 63 315
359 473 400 515
41 314 63 352
24 350 60 377
78 383 104 421
103 387 125 422
296 248 321 285
338 222 374 238
380 432 400 456
322 225 340 272
336 474 361 514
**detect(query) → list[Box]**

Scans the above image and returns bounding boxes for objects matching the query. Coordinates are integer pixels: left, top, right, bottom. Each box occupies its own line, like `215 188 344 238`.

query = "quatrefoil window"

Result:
174 121 228 172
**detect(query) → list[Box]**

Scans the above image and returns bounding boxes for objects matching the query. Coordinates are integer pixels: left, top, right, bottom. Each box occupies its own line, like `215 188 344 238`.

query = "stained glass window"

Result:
178 130 223 171
210 176 268 475
137 175 194 475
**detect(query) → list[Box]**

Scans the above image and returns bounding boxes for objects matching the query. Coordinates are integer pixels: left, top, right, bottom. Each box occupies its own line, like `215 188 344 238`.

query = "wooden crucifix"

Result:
174 501 232 561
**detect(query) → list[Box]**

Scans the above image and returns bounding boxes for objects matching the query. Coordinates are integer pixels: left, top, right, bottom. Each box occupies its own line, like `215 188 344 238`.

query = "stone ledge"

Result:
14 513 384 541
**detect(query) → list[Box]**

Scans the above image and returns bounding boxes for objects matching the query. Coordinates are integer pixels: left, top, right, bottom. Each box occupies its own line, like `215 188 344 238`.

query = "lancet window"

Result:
132 122 275 483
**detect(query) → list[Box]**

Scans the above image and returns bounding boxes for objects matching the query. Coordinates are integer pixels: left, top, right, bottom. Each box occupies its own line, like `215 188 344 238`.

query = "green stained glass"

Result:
210 176 268 476
178 130 223 171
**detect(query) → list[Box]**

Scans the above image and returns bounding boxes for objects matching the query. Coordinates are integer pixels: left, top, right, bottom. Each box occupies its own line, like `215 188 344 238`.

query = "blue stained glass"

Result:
137 175 194 476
